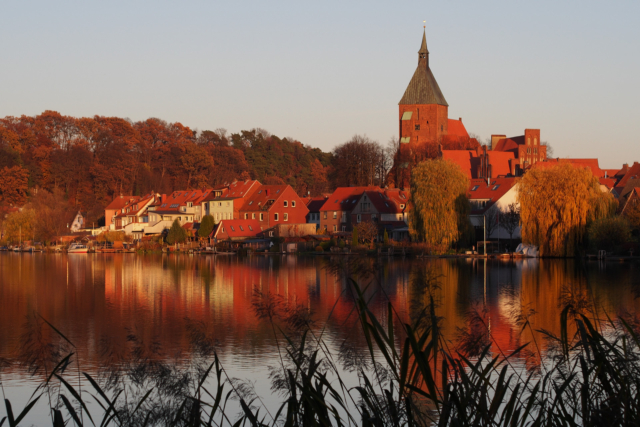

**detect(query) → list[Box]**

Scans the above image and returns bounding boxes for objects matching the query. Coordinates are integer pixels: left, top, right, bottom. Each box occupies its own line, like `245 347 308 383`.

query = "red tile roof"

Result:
447 119 469 139
599 177 616 189
467 178 518 213
113 193 156 218
153 189 212 213
240 185 289 212
214 220 263 239
359 189 410 214
616 162 640 190
487 151 515 177
306 197 327 212
493 137 524 152
105 196 136 210
442 150 476 179
320 186 380 212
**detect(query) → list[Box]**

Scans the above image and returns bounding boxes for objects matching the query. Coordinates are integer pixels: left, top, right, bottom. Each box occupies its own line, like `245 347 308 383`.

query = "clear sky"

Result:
1 0 638 168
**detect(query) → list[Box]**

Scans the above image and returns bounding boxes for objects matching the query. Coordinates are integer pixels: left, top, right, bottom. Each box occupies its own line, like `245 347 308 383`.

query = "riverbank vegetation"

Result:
3 259 640 426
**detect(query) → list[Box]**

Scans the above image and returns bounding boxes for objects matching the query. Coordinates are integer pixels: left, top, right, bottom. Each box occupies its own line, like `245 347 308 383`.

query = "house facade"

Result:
238 185 309 229
467 177 521 241
202 180 260 224
319 186 378 233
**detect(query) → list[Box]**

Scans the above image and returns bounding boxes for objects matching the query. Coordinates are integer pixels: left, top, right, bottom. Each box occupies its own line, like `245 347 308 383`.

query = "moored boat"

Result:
68 243 89 253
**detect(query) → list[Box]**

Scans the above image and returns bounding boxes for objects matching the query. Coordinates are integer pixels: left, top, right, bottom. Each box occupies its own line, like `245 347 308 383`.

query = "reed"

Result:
2 264 640 426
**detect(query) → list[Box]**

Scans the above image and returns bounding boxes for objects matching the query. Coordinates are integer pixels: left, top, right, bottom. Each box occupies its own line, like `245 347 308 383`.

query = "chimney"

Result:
459 117 462 122
265 189 270 196
161 194 166 204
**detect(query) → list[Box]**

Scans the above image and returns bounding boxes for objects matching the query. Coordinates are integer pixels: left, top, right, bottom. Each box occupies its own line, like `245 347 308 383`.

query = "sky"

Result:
1 0 638 168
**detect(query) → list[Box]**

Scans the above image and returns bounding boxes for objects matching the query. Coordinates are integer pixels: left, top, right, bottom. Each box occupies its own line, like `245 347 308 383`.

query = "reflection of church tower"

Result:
398 30 449 145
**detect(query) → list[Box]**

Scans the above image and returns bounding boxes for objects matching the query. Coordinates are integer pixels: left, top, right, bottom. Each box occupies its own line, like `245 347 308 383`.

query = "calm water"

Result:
1 253 639 423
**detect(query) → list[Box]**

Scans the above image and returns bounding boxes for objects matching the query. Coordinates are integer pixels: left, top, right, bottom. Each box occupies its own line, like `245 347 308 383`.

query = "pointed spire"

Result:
419 29 429 56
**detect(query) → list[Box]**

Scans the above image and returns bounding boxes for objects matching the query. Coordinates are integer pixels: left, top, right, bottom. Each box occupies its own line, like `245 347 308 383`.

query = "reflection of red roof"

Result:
467 178 518 213
214 220 263 239
320 187 379 212
447 119 469 139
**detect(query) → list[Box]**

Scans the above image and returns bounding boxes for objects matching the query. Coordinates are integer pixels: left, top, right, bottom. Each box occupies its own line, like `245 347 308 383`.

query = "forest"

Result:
0 111 482 228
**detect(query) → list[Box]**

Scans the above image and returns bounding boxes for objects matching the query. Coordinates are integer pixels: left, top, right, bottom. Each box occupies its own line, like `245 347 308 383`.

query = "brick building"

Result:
238 185 309 229
319 186 377 233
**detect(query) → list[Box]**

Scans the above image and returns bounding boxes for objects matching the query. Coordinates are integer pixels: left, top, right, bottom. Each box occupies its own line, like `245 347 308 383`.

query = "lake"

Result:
1 253 639 424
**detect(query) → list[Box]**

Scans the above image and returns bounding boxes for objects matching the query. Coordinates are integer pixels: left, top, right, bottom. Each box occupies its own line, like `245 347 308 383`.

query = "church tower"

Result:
398 30 449 145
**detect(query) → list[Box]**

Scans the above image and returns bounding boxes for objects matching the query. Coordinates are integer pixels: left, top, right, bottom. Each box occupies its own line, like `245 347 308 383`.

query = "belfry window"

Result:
415 124 420 131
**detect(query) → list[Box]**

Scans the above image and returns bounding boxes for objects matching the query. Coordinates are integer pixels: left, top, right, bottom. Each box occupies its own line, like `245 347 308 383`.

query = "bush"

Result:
338 240 345 248
166 219 188 245
319 242 331 251
588 216 631 253
315 245 323 252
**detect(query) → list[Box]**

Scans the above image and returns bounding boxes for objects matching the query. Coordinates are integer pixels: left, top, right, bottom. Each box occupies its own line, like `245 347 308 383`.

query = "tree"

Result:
198 215 214 239
0 165 29 206
330 135 386 187
166 219 188 245
518 163 616 257
355 221 378 247
409 159 470 254
483 206 499 240
31 188 76 243
624 199 640 235
499 203 521 250
2 209 36 244
588 216 631 253
351 227 359 247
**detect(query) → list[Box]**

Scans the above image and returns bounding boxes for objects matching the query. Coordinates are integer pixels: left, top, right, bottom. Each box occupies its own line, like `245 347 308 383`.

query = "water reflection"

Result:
0 253 639 378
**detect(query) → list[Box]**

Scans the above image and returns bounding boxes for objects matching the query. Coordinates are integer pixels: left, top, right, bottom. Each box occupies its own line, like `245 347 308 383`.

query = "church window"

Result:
534 138 538 145
527 138 531 145
534 148 538 154
415 124 420 131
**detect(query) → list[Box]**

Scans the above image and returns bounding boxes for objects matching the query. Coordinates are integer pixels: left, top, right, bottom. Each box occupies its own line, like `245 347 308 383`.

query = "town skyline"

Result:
1 1 638 168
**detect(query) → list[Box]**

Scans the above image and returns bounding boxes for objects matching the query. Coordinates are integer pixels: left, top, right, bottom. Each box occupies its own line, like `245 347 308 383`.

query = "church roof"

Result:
399 31 448 106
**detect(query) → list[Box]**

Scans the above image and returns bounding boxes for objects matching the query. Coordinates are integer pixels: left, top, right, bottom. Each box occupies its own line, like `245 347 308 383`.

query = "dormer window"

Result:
471 186 479 191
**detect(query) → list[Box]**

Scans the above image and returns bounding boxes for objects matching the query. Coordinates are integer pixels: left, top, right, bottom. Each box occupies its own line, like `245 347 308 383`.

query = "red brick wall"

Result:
399 104 448 143
240 187 309 229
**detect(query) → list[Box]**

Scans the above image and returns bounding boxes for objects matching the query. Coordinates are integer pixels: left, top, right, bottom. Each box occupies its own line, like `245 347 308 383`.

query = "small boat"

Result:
68 243 89 253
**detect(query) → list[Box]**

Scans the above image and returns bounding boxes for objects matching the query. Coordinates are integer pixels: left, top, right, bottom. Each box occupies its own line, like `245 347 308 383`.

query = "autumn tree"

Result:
0 165 29 206
409 159 471 253
587 216 631 253
518 163 616 257
166 219 187 245
355 221 378 247
2 209 36 244
331 135 387 187
31 188 76 243
624 200 640 236
198 215 215 239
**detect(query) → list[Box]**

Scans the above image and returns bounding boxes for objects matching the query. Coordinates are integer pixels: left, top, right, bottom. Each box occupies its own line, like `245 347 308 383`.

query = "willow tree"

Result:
518 163 615 257
409 159 471 253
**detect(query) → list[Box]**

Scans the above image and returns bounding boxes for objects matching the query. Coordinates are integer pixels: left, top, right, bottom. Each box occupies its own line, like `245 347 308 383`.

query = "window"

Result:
284 213 288 221
357 214 361 223
400 137 410 143
323 212 327 219
274 213 279 221
534 147 538 154
226 202 230 206
239 226 244 231
276 190 280 193
333 212 337 219
244 213 248 219
284 201 288 207
249 225 253 231
292 201 296 207
400 204 405 209
249 201 253 205
222 227 225 233
230 226 235 231
324 225 327 231
252 213 256 219
260 213 264 221
414 124 420 131
258 190 262 194
401 111 412 120
342 226 346 232
534 138 538 145
471 186 479 191
372 214 377 220
187 202 192 207
333 225 337 232
527 138 531 145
